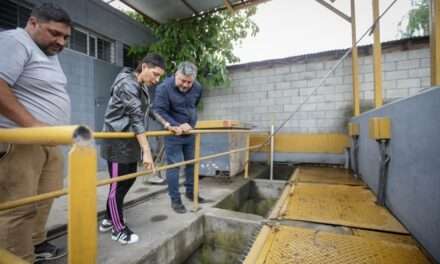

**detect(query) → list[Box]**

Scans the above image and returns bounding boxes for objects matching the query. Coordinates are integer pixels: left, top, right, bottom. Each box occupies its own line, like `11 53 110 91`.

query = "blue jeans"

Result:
164 136 195 203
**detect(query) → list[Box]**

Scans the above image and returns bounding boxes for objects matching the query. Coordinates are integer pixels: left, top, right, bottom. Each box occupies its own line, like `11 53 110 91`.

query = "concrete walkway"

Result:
44 164 268 264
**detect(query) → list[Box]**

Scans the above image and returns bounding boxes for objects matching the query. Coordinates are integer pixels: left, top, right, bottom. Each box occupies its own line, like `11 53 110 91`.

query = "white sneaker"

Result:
111 226 139 244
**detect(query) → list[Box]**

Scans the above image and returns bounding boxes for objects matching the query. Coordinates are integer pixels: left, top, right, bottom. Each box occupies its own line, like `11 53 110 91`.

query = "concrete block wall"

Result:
199 38 431 134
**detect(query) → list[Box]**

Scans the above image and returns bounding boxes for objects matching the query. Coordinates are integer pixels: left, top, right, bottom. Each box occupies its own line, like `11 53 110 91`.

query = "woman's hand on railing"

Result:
142 151 156 174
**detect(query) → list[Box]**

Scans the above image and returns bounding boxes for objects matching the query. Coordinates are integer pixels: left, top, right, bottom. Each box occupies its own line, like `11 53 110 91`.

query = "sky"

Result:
108 0 414 64
234 0 413 63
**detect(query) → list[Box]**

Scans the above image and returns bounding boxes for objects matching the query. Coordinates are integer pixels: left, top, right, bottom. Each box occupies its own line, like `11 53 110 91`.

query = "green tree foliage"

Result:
128 8 259 88
399 0 429 38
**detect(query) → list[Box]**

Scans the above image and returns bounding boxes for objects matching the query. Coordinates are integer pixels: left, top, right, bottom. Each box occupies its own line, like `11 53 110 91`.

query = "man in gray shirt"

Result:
0 3 72 262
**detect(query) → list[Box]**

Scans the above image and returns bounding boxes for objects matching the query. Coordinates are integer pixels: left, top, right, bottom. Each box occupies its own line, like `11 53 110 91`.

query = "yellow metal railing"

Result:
0 126 261 263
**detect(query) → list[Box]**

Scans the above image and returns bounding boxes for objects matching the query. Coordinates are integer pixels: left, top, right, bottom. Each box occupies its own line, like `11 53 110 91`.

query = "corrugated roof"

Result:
120 0 268 24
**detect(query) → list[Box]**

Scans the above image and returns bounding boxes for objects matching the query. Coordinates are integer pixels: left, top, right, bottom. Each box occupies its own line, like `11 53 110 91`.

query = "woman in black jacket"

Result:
99 54 166 244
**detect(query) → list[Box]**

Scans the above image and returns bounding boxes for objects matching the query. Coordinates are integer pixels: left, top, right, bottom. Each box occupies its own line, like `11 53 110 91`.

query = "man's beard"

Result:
37 43 63 56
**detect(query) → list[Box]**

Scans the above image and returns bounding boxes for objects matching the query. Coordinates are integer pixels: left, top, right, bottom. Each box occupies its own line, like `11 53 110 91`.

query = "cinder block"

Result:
408 68 430 78
407 48 430 59
306 62 324 71
275 66 290 75
397 78 420 89
275 82 290 90
291 80 307 88
384 51 407 62
384 70 408 80
397 59 421 70
290 64 306 73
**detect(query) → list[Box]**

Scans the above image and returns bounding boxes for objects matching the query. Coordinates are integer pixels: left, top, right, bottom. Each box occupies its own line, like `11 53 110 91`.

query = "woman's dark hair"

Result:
135 54 166 73
30 3 72 27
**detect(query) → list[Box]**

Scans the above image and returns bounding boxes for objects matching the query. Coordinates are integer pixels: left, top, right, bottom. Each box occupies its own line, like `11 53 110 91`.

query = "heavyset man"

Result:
0 3 72 262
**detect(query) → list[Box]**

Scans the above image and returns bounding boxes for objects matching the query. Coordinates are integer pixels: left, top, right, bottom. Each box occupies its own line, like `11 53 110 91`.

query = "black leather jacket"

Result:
100 68 166 163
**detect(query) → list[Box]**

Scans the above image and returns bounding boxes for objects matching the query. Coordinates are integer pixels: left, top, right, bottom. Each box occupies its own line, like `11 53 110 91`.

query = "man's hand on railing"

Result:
179 123 192 133
168 126 183 136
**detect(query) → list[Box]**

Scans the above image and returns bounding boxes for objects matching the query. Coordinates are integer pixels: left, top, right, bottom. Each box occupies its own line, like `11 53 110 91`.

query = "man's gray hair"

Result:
176 61 197 79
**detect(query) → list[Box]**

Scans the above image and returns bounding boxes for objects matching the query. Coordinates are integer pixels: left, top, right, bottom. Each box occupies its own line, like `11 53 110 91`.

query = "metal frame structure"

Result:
120 0 270 24
0 126 259 264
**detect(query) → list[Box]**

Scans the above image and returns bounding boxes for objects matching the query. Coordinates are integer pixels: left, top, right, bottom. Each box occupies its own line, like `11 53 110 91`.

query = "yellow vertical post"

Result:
372 0 383 107
244 133 250 179
431 0 440 85
351 0 361 116
192 134 201 211
68 143 97 264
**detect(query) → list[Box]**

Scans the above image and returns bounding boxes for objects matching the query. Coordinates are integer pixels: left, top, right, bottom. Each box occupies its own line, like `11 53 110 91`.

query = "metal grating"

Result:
352 229 416 246
295 167 364 186
256 225 430 264
283 183 408 233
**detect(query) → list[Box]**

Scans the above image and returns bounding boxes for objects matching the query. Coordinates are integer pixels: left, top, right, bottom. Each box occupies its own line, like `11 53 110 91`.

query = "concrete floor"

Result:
42 164 271 264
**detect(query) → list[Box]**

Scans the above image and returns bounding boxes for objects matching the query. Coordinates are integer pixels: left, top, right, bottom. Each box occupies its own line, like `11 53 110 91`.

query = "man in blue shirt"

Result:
153 61 206 213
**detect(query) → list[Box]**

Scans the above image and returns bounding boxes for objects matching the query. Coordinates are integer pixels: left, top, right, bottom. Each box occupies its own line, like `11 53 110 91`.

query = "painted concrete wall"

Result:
351 87 440 263
59 49 121 170
199 38 430 164
200 38 430 134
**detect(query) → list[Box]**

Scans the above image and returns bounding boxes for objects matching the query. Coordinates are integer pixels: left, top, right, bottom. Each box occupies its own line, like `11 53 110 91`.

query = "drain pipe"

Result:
377 139 390 206
344 147 351 169
352 135 360 178
368 117 392 206
270 124 274 181
348 123 360 178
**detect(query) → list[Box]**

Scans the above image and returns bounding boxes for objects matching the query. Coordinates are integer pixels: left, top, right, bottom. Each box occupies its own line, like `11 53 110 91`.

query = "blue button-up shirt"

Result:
153 76 202 130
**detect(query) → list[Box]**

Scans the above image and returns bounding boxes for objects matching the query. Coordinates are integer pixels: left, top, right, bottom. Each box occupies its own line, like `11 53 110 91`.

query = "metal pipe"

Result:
243 225 272 264
344 147 351 169
377 139 390 205
352 136 360 178
192 134 201 211
0 143 264 211
0 125 91 145
68 140 97 264
431 0 440 85
93 129 251 139
0 189 68 211
97 143 264 187
244 133 251 179
372 0 384 107
270 125 274 181
351 0 361 116
0 249 28 264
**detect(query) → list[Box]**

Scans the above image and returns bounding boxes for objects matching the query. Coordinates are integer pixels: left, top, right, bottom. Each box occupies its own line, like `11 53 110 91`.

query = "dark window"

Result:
98 38 112 63
18 5 31 28
89 36 96 57
66 26 115 64
70 28 88 54
123 44 137 69
0 0 32 30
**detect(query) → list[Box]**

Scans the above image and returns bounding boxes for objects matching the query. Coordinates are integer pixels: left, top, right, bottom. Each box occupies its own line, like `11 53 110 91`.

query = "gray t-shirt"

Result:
0 28 71 128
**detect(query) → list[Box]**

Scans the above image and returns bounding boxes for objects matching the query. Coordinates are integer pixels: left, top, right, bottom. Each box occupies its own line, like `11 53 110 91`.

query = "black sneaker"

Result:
111 226 139 244
34 241 66 262
171 201 187 214
185 193 208 203
99 218 113 232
